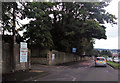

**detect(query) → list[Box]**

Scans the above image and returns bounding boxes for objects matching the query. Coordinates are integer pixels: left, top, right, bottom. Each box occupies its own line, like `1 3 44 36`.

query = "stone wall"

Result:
2 42 12 73
31 50 92 65
48 50 93 65
2 41 31 74
31 47 49 58
31 47 49 65
31 58 49 65
31 50 75 65
48 50 76 65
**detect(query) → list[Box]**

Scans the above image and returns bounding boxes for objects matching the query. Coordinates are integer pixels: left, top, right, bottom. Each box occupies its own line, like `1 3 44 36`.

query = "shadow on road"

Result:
2 70 48 81
90 65 107 68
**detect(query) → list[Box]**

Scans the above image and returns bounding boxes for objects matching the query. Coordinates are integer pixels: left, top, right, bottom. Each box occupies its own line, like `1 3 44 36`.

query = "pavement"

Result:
2 60 120 82
2 69 48 82
2 60 85 82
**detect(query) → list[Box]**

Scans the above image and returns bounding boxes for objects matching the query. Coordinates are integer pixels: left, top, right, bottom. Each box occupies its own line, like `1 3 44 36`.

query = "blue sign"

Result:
72 48 76 53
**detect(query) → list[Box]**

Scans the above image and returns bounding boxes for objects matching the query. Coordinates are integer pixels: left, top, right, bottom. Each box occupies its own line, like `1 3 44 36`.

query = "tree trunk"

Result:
11 2 16 72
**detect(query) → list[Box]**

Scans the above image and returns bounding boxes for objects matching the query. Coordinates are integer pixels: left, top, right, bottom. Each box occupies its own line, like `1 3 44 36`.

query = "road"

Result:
27 60 119 81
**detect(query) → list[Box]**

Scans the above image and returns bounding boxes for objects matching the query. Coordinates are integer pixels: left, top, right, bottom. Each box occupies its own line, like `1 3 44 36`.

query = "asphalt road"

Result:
28 60 119 81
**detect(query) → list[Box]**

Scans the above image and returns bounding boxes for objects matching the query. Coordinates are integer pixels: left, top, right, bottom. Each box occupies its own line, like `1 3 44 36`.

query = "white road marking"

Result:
72 77 76 81
107 64 114 69
65 75 77 81
110 66 114 69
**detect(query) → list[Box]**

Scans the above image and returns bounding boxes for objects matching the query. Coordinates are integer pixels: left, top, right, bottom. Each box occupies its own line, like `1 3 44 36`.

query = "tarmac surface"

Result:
30 60 119 81
2 60 120 83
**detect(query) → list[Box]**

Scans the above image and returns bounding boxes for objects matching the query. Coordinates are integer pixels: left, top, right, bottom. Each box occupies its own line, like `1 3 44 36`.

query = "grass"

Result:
107 61 120 69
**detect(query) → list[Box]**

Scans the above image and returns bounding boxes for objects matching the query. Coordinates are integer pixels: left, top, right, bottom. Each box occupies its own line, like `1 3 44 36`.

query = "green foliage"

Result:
100 50 112 57
2 2 16 34
82 20 107 39
22 2 55 48
22 2 116 53
2 2 26 44
107 61 120 69
49 2 116 53
2 2 117 55
89 49 101 57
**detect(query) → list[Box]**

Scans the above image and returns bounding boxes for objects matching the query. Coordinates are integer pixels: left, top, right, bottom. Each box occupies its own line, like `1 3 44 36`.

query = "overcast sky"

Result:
94 0 119 49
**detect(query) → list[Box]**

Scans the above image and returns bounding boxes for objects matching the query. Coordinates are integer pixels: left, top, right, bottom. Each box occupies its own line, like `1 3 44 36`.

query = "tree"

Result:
17 2 116 55
100 50 112 57
2 2 25 42
20 2 56 48
2 2 26 71
89 49 101 57
49 2 116 54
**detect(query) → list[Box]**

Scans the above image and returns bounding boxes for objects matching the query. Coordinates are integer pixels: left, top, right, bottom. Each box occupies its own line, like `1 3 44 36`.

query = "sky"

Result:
94 0 119 49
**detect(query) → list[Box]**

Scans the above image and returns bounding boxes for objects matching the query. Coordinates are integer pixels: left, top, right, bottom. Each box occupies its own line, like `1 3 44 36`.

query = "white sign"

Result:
20 48 28 62
20 48 27 51
20 42 28 62
20 42 27 48
52 54 55 61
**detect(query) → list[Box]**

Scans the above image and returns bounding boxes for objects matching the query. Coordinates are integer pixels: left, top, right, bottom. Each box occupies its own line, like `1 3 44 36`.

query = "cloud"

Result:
105 23 118 38
94 0 119 49
94 37 118 49
104 0 119 17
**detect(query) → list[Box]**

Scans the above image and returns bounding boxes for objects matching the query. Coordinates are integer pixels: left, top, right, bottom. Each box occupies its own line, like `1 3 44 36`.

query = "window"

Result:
97 58 105 61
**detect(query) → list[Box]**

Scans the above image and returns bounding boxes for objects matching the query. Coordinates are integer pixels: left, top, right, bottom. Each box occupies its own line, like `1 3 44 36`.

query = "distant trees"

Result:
100 50 112 57
88 49 112 57
1 2 117 55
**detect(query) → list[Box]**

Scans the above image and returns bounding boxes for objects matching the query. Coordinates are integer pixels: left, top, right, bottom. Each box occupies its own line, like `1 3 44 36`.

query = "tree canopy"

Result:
2 2 117 55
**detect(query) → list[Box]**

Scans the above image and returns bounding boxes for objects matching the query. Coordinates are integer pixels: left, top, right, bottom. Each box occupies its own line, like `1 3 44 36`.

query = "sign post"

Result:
20 42 28 62
72 48 76 53
72 48 77 62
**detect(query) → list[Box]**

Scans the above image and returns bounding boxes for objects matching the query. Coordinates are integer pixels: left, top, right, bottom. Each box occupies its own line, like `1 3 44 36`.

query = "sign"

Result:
83 51 86 55
52 54 55 61
20 42 28 62
72 48 76 53
20 42 27 48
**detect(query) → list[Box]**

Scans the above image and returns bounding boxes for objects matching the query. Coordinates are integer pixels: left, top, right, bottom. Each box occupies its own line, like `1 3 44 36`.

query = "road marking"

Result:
72 77 76 81
107 64 114 69
104 70 109 73
71 76 76 81
110 66 114 69
65 75 76 81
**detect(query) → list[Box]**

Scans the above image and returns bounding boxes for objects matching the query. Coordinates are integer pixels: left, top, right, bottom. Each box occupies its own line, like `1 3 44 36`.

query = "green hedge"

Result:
107 61 120 69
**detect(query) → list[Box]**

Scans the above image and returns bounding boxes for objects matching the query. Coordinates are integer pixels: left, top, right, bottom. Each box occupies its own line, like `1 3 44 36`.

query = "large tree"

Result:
2 2 26 43
20 2 56 48
49 2 116 54
13 2 117 55
2 2 26 71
